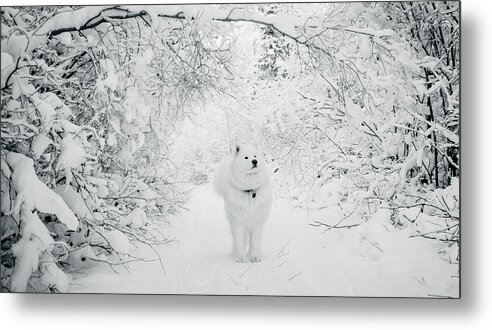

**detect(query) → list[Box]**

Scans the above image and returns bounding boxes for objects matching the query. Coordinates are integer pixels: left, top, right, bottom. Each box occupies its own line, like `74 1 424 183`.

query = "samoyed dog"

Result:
213 144 272 263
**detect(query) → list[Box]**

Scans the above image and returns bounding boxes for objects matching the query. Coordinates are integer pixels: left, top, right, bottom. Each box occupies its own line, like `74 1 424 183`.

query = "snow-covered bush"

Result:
303 3 457 263
1 6 230 292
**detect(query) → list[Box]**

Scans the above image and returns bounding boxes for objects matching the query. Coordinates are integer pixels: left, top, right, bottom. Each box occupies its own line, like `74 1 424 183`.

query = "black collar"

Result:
243 189 257 198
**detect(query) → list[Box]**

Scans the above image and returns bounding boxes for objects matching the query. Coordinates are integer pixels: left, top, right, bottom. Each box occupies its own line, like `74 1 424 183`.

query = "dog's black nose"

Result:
252 159 258 165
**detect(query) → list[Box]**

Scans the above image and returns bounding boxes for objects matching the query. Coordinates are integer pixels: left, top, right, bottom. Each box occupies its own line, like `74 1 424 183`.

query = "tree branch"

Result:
49 9 150 38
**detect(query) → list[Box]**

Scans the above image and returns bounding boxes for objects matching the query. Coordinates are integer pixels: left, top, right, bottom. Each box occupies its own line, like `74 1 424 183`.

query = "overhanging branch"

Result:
49 8 151 38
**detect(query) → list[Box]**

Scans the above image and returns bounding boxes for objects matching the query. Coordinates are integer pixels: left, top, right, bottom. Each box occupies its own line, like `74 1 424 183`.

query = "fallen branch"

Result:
310 204 360 232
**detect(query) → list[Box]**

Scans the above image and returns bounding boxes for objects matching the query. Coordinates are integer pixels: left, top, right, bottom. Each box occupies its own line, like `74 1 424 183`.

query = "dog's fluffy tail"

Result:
212 158 231 197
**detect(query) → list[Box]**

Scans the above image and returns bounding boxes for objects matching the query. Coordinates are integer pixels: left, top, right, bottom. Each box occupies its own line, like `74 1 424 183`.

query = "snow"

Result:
5 99 21 112
119 207 149 228
28 7 111 52
10 238 41 292
55 136 86 173
417 56 441 69
39 253 70 292
358 35 373 59
87 176 109 197
424 121 460 144
70 184 458 297
97 58 118 91
52 7 109 31
1 32 28 62
30 134 52 159
31 95 57 127
41 92 73 119
6 152 79 231
66 246 97 270
104 230 130 256
133 48 154 73
364 28 394 38
345 98 366 124
56 32 73 47
55 185 95 221
9 205 54 292
51 133 88 195
1 52 15 87
59 119 82 134
11 75 35 99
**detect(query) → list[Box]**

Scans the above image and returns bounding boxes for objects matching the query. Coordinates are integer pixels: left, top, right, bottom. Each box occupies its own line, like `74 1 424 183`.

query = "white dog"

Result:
213 144 272 263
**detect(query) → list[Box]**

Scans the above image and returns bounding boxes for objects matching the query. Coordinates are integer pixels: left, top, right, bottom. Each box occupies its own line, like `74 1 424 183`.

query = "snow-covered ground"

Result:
69 184 458 297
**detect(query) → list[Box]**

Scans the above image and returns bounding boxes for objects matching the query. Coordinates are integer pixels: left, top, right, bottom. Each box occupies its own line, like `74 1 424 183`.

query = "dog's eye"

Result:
244 156 248 159
254 155 256 158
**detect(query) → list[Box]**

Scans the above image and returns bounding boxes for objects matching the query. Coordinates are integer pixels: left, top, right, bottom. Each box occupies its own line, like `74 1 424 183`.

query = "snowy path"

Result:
70 184 458 297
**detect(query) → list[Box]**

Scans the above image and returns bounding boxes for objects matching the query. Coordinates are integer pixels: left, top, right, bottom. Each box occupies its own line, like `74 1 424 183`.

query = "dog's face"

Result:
231 144 265 175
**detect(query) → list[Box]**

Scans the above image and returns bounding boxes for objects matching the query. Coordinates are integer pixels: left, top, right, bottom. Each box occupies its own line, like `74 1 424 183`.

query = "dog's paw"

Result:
249 254 262 263
233 255 248 263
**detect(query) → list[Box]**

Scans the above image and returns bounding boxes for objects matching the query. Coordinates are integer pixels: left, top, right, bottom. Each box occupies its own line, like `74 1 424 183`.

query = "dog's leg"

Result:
232 223 247 263
249 226 263 262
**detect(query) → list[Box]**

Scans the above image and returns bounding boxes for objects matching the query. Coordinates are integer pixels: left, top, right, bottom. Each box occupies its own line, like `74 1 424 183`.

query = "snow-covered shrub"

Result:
1 6 230 292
